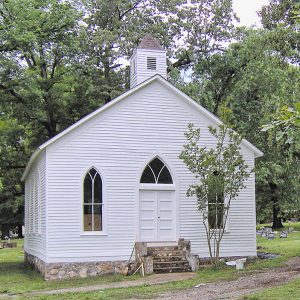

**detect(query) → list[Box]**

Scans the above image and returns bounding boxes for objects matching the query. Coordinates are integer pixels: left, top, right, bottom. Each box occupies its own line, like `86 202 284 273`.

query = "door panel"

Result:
139 190 156 241
139 190 175 242
157 190 175 241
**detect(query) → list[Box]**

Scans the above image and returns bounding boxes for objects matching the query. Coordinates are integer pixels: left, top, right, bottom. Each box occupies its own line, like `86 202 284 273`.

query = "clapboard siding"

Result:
43 80 257 263
130 48 167 88
24 151 47 261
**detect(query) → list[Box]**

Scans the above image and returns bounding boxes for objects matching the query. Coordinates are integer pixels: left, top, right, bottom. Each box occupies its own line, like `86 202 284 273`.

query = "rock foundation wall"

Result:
24 252 127 280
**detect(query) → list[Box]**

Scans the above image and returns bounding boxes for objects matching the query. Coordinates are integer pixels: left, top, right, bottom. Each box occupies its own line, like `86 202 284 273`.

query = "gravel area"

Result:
151 258 300 300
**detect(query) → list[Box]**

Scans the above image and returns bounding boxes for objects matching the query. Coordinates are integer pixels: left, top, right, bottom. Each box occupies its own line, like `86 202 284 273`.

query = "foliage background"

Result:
0 0 299 236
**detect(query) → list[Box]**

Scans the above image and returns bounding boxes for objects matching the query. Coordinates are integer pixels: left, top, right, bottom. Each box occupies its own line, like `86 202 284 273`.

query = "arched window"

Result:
140 157 173 184
83 168 103 231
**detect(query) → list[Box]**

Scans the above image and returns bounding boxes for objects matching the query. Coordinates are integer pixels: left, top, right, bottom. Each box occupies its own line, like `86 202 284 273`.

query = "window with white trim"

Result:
26 170 42 235
30 177 34 234
140 157 173 184
208 173 224 229
83 168 103 231
25 181 30 235
33 172 38 234
37 171 42 234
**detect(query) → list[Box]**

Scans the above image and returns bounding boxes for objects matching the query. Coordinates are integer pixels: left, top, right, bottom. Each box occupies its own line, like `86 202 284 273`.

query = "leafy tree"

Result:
262 103 300 157
180 124 250 266
0 117 29 238
0 0 82 140
185 20 300 226
0 0 239 234
0 0 82 237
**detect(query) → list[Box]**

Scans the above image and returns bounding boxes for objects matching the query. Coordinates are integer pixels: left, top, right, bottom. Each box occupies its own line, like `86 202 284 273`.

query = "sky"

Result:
232 0 270 27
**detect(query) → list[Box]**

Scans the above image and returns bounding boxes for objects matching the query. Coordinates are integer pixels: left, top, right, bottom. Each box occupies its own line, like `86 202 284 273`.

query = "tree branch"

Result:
118 0 143 20
0 83 25 102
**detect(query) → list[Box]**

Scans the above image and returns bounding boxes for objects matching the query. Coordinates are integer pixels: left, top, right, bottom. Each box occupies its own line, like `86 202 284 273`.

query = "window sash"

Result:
83 203 103 231
83 168 103 232
208 202 224 229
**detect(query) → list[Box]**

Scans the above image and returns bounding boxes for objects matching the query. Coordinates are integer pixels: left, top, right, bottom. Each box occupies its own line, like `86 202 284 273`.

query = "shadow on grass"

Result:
0 260 143 294
0 261 44 293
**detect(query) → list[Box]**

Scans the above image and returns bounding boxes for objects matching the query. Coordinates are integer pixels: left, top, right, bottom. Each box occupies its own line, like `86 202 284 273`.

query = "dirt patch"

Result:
284 257 300 271
151 267 300 300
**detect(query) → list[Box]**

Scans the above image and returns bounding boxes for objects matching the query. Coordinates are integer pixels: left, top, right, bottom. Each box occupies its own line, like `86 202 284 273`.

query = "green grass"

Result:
0 240 238 299
246 222 300 270
257 231 300 258
240 222 300 300
241 278 300 300
1 222 299 299
0 240 141 294
19 267 238 300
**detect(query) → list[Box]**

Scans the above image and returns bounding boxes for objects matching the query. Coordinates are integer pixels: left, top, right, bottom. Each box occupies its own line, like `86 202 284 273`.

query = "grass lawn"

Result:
1 222 299 299
245 222 300 271
0 240 142 294
240 222 300 300
242 278 300 300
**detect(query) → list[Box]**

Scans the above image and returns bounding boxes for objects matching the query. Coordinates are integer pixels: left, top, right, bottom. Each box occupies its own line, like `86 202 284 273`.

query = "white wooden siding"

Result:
45 80 257 263
130 49 167 88
24 151 47 261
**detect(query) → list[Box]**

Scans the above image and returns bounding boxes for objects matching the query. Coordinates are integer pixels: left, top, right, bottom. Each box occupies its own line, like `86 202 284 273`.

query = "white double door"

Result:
139 189 176 242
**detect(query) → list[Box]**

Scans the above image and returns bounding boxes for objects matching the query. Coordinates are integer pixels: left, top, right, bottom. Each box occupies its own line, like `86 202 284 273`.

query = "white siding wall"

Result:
130 49 167 88
46 80 257 263
24 151 47 260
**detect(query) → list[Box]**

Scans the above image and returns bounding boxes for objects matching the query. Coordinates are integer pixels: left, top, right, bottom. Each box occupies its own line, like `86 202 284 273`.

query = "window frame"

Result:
207 175 230 232
140 157 173 184
207 195 230 232
36 170 42 235
30 177 34 235
208 193 225 230
81 167 106 236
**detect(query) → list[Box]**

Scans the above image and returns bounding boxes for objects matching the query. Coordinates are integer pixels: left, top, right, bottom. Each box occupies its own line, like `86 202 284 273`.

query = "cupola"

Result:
130 35 167 88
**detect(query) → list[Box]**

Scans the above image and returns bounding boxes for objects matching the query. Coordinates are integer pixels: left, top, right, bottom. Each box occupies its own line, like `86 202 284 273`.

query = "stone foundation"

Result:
198 255 257 266
24 252 128 280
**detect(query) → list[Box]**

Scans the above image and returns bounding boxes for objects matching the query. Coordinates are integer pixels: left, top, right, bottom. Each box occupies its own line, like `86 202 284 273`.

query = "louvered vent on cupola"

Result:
130 35 167 89
147 57 157 70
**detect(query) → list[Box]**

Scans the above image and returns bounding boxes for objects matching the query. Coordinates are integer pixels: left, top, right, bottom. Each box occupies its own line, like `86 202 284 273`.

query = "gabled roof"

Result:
137 34 164 50
21 75 263 181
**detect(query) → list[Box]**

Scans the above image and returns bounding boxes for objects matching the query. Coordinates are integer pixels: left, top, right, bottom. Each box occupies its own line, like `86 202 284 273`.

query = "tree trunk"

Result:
1 224 9 240
272 202 283 229
17 224 23 238
270 183 283 229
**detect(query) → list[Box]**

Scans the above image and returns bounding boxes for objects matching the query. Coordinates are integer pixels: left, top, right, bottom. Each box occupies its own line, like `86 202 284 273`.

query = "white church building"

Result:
22 35 263 280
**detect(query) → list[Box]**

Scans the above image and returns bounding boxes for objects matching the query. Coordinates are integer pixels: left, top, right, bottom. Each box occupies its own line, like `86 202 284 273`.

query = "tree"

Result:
0 0 82 236
0 0 239 234
257 0 300 226
183 23 300 227
262 103 300 158
180 124 250 266
0 117 29 238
